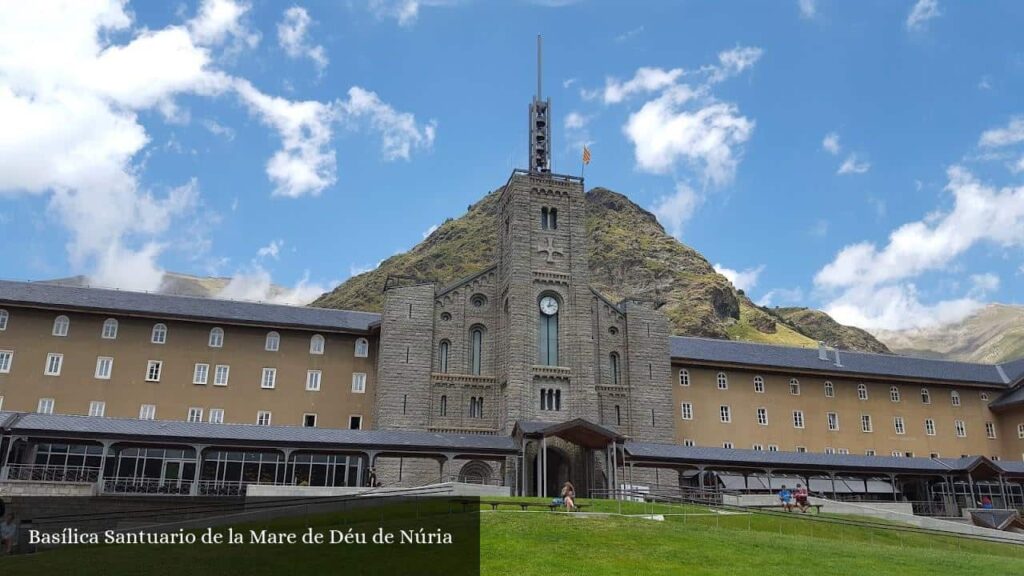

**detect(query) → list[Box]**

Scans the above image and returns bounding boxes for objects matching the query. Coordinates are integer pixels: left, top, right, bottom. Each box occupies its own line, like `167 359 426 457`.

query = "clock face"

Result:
539 296 559 315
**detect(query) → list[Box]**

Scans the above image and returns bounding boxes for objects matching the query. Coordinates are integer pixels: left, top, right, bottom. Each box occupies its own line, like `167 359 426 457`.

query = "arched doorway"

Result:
532 446 569 497
458 460 493 485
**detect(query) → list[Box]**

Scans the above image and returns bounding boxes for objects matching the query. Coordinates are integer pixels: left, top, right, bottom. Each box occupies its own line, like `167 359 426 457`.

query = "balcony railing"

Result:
102 477 192 495
3 464 100 483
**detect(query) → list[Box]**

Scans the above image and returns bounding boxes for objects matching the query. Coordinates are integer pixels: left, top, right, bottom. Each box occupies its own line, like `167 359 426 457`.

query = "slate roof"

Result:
988 385 1024 411
0 412 516 454
0 280 380 333
669 336 1019 387
624 442 1024 476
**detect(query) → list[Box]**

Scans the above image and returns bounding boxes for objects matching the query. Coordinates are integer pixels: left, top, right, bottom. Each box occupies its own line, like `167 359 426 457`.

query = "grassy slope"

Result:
5 498 1021 576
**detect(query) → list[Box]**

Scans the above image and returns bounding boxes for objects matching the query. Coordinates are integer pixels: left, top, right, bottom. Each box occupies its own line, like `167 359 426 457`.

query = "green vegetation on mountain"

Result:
313 185 890 353
772 307 891 354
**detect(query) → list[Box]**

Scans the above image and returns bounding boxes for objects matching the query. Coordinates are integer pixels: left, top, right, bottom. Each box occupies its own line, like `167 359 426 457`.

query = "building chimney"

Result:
833 348 843 367
818 341 828 361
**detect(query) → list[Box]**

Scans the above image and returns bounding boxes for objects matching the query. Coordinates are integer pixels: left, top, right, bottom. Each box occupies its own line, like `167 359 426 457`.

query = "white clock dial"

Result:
539 296 559 315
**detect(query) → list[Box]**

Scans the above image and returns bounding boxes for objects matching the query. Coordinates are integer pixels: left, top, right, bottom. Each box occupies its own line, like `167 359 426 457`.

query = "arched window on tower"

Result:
541 207 549 230
610 353 620 385
439 395 447 417
438 340 450 373
549 208 558 229
470 327 484 375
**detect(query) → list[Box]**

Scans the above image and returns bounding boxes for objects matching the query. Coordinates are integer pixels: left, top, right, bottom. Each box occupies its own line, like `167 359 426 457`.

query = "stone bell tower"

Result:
495 36 597 434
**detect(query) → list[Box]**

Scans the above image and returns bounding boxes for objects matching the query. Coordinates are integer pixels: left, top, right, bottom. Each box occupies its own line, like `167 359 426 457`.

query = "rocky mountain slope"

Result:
313 185 889 353
873 304 1024 363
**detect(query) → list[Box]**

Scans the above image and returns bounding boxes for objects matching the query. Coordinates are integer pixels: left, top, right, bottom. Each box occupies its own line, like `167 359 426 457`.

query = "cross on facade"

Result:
537 236 564 263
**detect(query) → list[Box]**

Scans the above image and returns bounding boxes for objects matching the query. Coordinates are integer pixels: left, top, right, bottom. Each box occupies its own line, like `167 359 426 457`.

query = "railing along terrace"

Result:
102 477 193 495
3 464 100 483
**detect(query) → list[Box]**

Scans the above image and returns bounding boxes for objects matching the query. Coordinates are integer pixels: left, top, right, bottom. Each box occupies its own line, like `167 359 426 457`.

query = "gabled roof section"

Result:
435 264 498 298
589 286 623 314
989 383 1024 411
998 357 1024 386
670 336 1012 387
0 280 379 333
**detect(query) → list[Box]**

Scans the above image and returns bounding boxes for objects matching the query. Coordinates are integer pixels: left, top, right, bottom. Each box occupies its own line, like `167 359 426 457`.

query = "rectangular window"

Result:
752 444 763 451
306 370 322 391
303 413 317 427
865 449 876 456
892 450 903 458
792 410 804 429
723 441 734 449
257 411 272 426
796 446 807 453
187 407 203 422
1019 423 1024 439
139 404 156 420
683 439 695 447
209 408 224 424
37 398 55 414
768 445 779 452
44 353 63 376
0 350 12 373
985 421 996 439
214 364 230 386
827 412 839 431
753 376 764 393
261 367 277 389
861 414 873 433
95 356 113 379
756 407 768 426
894 417 905 435
145 360 162 382
719 405 731 423
824 447 835 455
890 386 901 402
824 382 834 398
680 402 693 420
88 401 105 417
925 419 936 436
837 448 850 455
193 363 209 385
352 372 366 393
349 415 362 430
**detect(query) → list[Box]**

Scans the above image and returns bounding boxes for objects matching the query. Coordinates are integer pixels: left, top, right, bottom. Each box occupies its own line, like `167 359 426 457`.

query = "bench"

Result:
747 503 823 514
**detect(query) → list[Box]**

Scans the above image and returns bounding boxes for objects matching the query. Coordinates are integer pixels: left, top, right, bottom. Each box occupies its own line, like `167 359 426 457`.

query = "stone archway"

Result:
457 460 493 484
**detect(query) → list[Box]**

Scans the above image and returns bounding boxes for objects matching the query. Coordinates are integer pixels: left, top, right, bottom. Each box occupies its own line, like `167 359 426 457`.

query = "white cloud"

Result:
562 78 577 89
837 154 870 175
201 118 235 140
349 263 378 277
714 263 765 292
615 26 644 43
369 0 423 27
277 6 327 72
710 46 763 83
1012 156 1024 174
339 86 437 161
188 0 259 49
822 132 841 155
979 117 1024 148
907 0 941 31
977 75 993 91
651 183 703 238
257 239 283 259
218 266 329 305
798 0 816 19
423 224 439 238
589 67 684 104
234 79 338 198
564 111 589 130
815 167 1024 330
809 219 829 237
624 86 754 184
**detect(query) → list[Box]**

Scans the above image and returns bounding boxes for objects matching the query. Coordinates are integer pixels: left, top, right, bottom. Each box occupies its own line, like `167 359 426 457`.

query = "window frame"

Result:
351 372 367 393
753 375 764 393
985 421 997 439
954 419 966 438
716 372 728 390
789 378 800 396
309 334 325 355
187 407 203 423
857 383 868 400
894 416 906 435
679 369 690 387
150 323 167 344
827 411 839 431
257 410 272 426
824 381 834 398
261 367 277 389
303 413 318 428
792 410 805 429
354 337 369 358
920 387 930 404
925 418 936 436
265 331 280 352
88 401 105 417
0 350 13 374
193 363 209 385
37 398 55 414
306 369 322 392
861 414 873 433
214 364 230 386
680 402 693 420
139 404 156 420
951 390 961 406
94 356 113 380
719 405 731 423
101 318 118 339
756 407 768 426
45 353 64 376
52 315 69 337
208 408 225 424
348 415 362 430
890 386 901 403
145 360 162 382
208 327 224 348
0 309 7 331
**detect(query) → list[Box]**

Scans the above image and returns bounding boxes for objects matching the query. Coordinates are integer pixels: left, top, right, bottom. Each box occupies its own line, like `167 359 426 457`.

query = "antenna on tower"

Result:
529 35 551 174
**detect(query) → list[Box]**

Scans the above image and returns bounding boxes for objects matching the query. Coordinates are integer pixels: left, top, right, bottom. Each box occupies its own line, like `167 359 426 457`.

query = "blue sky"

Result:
2 0 1024 332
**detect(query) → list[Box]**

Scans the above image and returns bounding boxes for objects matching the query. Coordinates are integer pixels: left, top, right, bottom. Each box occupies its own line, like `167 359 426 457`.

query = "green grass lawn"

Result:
1 496 1021 576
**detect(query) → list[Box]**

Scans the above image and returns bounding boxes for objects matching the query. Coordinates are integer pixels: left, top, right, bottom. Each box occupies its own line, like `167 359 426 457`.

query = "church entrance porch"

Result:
514 418 624 499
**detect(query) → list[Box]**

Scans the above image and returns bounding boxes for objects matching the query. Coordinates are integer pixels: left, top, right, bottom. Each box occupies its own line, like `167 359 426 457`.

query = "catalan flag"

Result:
582 145 592 165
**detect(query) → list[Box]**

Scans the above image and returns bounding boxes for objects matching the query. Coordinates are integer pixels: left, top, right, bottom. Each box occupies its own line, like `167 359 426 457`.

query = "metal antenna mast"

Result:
529 35 551 173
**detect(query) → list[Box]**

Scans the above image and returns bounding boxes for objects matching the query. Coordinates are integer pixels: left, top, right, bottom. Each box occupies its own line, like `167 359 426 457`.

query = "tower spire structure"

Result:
529 35 551 173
